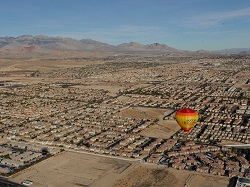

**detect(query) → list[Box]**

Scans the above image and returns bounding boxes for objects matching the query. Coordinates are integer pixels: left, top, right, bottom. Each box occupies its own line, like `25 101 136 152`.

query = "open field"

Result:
10 151 133 187
140 119 180 139
10 151 232 187
113 165 232 187
0 58 104 84
112 165 180 187
118 107 179 138
0 58 103 71
118 107 167 119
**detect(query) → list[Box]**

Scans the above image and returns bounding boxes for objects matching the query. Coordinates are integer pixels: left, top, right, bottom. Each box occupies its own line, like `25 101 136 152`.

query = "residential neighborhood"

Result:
0 54 249 186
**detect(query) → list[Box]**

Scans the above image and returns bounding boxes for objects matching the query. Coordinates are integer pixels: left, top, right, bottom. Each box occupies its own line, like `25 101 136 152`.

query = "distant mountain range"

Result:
0 35 249 55
213 48 250 54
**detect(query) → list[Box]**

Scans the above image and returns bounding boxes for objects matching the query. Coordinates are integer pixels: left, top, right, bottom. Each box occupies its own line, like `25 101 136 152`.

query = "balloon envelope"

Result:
175 108 199 133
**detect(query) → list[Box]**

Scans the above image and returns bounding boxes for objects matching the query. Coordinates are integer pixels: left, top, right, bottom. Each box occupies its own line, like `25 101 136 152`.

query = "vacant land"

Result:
118 107 166 119
112 165 231 187
185 174 231 187
10 151 133 187
112 165 180 187
0 58 103 85
140 119 180 139
119 107 179 138
10 151 231 187
0 58 103 71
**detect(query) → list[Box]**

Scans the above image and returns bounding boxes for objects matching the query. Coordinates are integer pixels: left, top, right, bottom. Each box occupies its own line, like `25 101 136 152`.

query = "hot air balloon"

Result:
175 108 199 133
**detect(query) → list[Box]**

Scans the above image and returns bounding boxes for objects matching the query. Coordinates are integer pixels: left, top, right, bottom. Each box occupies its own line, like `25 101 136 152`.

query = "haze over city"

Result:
1 0 250 50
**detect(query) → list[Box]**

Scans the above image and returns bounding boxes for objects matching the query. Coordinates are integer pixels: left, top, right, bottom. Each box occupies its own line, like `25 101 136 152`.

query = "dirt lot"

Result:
118 107 180 138
10 151 132 187
185 174 231 187
0 58 103 71
118 107 167 120
112 165 231 187
112 165 180 187
9 151 232 187
140 119 181 139
0 58 103 85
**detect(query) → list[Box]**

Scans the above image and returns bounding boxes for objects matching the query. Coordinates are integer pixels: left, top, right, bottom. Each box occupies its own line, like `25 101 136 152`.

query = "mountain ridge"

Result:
213 48 250 54
0 35 188 55
0 35 248 55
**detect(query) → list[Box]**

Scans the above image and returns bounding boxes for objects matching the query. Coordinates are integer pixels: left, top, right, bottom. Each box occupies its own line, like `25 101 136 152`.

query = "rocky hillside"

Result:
0 35 188 55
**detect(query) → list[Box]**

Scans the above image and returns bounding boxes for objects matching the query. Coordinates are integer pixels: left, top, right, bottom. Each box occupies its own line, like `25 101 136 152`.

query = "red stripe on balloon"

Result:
176 108 198 116
182 127 191 132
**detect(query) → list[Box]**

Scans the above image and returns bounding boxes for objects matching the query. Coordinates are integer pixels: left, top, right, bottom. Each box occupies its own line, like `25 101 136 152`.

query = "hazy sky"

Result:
1 0 250 50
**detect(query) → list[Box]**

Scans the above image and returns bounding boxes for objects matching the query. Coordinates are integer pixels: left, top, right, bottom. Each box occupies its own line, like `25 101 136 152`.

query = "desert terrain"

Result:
0 50 249 187
10 151 232 187
113 165 232 187
118 106 180 139
10 151 132 187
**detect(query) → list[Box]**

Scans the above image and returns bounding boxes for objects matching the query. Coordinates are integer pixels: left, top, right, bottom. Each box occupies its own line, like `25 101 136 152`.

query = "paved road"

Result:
223 144 250 148
14 141 142 162
66 148 142 162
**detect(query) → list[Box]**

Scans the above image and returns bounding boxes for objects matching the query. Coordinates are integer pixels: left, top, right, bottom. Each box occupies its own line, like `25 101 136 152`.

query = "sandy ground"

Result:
118 107 180 138
112 165 180 187
118 107 153 119
10 151 133 187
233 83 250 90
220 140 246 145
0 59 102 71
185 174 230 187
112 164 231 187
140 119 181 139
118 107 167 119
0 58 104 84
10 151 232 187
